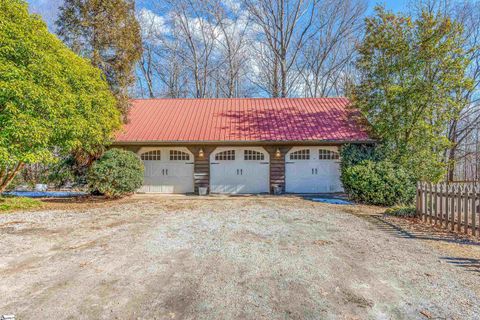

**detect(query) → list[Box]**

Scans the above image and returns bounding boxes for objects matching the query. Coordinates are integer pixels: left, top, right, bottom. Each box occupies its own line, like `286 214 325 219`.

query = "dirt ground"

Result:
1 196 479 320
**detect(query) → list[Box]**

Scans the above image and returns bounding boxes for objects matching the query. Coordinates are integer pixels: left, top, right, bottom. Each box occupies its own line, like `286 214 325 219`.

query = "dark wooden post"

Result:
457 185 463 232
464 185 470 234
439 183 444 227
416 182 421 218
450 185 455 232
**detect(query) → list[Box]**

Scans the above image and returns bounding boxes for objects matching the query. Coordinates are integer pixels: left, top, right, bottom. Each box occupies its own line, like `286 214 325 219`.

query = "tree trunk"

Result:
447 147 456 182
228 60 235 98
272 57 279 97
140 58 155 98
280 56 287 98
0 162 25 193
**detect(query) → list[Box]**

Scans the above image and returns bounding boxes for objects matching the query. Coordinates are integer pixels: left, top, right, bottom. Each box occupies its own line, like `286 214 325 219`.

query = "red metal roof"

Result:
115 98 371 143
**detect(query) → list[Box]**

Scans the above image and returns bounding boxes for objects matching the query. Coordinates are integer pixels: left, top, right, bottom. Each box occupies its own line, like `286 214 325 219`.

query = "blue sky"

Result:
368 0 409 13
27 0 410 30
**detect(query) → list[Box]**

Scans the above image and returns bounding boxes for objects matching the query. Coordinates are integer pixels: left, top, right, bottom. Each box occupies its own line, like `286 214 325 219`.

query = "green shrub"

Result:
340 144 384 168
87 149 144 198
47 155 93 188
341 160 415 206
385 205 416 217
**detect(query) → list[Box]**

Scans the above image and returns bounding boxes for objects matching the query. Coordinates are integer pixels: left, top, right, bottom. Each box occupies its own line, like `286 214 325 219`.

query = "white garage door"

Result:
138 147 194 193
285 147 343 193
210 147 270 194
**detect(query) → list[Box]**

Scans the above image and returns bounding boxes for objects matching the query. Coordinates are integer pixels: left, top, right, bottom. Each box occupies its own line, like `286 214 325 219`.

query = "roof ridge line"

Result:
130 97 349 101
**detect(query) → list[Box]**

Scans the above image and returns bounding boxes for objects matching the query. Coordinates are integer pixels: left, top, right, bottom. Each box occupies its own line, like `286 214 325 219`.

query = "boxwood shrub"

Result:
87 149 144 198
340 159 415 206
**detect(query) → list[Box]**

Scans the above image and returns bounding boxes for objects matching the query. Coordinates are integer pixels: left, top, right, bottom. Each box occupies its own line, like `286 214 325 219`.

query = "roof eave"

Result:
112 139 377 146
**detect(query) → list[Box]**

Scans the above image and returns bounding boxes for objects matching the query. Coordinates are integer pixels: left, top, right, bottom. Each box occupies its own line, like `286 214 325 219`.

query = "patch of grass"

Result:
0 197 43 212
385 205 416 218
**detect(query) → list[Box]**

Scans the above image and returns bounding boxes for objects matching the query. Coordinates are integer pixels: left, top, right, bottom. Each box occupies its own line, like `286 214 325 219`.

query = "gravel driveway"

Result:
1 197 479 319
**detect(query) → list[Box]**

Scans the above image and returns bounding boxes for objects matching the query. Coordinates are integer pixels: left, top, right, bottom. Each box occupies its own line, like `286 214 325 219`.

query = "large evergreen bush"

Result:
340 144 383 168
340 144 415 206
341 159 415 206
87 149 144 198
0 0 121 192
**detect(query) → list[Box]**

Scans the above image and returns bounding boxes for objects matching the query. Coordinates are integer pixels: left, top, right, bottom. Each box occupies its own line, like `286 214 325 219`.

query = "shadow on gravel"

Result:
359 214 480 246
440 257 480 274
362 215 414 239
358 214 480 273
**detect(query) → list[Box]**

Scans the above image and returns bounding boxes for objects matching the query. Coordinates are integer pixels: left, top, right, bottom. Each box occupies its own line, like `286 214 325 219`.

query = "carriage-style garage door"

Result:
138 147 194 193
285 147 343 193
210 147 270 194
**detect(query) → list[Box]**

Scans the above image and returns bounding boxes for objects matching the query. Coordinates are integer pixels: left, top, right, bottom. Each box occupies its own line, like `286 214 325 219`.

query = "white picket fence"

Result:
416 182 480 237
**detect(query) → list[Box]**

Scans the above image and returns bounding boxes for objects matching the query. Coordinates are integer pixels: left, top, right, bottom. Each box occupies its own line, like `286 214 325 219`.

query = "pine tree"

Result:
56 0 142 119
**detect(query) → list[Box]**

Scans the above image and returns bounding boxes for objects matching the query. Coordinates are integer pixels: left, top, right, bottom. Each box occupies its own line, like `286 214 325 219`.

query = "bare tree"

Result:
244 0 319 97
136 0 257 98
157 36 191 98
165 0 221 98
445 1 480 181
135 0 370 99
137 10 159 98
298 0 367 97
212 2 252 97
408 0 451 16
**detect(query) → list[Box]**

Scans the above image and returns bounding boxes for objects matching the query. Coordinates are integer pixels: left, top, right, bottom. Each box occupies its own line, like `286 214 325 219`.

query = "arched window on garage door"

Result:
140 150 161 160
244 149 265 160
170 150 190 161
289 149 310 160
215 150 235 160
318 149 339 160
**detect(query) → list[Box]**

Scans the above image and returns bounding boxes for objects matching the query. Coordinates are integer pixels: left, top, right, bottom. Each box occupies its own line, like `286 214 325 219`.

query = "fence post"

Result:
438 183 443 227
434 183 439 225
457 185 463 232
428 182 433 224
475 184 479 238
419 182 425 219
471 185 476 237
424 182 428 222
424 183 428 222
465 185 470 235
416 182 421 217
450 184 456 232
422 183 428 220
444 183 449 229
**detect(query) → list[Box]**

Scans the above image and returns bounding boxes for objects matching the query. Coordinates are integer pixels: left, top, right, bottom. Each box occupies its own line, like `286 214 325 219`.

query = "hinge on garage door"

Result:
211 162 219 164
186 162 194 164
260 162 269 164
286 162 294 164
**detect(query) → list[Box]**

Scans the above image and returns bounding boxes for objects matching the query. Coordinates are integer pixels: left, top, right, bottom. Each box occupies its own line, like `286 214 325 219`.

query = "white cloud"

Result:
222 0 241 13
137 8 169 41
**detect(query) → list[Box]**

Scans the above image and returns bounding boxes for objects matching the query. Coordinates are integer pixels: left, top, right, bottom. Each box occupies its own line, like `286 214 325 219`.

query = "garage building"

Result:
114 98 372 194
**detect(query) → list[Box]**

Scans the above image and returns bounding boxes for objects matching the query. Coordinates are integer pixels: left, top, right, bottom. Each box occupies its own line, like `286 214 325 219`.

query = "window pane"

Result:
290 149 310 160
244 150 265 160
170 150 190 161
319 149 339 160
215 150 235 160
141 150 161 160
